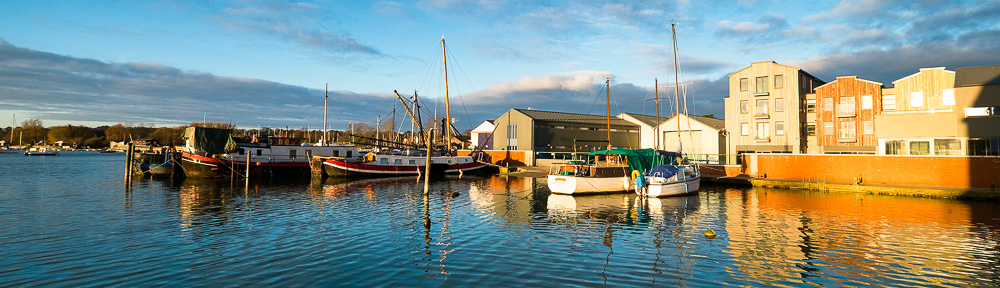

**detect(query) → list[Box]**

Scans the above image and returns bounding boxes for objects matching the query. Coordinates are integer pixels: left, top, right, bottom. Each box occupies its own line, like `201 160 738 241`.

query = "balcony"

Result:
754 137 770 142
837 112 856 118
753 113 770 119
754 92 769 97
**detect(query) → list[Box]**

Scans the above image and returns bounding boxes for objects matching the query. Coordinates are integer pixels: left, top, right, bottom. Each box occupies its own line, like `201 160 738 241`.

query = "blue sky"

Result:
1 0 999 132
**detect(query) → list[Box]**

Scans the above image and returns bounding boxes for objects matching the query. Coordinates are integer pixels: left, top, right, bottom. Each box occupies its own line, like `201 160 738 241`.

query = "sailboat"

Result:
637 23 701 198
546 79 669 194
320 38 488 177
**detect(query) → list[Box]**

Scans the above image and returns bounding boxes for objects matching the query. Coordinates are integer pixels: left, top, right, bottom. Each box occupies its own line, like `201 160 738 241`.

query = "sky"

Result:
1 0 999 132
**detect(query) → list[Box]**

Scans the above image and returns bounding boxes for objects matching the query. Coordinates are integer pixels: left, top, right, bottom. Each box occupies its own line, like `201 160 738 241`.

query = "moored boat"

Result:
547 148 670 195
24 148 59 156
178 127 359 178
320 152 485 177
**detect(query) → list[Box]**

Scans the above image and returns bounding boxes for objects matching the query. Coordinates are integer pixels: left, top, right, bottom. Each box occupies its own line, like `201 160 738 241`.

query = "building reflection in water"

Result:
722 187 995 286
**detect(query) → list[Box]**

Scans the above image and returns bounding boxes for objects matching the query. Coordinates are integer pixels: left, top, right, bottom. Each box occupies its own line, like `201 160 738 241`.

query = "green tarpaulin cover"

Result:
183 127 239 155
588 148 678 173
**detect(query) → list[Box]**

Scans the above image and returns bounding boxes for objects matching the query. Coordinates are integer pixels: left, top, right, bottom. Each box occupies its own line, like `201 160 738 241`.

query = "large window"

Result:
755 99 769 117
862 95 872 110
823 98 833 111
775 121 785 136
806 123 816 136
909 141 930 155
885 140 905 155
839 96 855 116
740 123 749 136
740 78 748 91
774 74 784 89
911 91 924 108
824 122 834 136
943 89 955 106
756 122 770 140
883 94 896 111
755 76 769 94
740 100 749 114
839 121 855 141
934 139 962 155
775 98 784 112
805 99 816 113
506 124 518 150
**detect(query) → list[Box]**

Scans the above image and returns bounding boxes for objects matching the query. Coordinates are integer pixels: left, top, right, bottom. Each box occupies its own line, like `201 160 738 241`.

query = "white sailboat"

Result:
638 23 701 198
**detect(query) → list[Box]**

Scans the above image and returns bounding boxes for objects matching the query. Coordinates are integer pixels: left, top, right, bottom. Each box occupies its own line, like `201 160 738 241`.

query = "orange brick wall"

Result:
457 150 529 166
754 154 1000 188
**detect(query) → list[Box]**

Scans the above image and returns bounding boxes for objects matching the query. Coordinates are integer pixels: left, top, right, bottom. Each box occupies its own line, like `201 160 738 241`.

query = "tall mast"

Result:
10 114 14 146
655 78 660 150
672 23 681 144
324 83 328 145
606 78 611 151
442 37 452 155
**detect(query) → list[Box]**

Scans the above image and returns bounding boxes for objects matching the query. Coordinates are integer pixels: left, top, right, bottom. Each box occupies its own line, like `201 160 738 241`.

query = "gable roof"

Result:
618 112 725 130
514 109 636 126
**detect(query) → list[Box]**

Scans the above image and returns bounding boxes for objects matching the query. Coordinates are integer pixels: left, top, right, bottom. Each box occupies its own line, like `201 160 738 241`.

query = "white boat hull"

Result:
547 175 631 195
642 176 700 197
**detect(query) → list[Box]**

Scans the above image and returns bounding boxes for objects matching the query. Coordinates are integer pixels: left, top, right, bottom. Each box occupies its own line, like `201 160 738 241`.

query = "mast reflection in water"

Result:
2 152 1000 286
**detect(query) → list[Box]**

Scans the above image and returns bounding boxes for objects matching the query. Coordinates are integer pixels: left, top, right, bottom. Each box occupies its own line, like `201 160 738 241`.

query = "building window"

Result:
943 89 955 106
775 98 784 112
839 121 855 141
740 78 748 91
824 122 834 136
909 141 930 155
911 91 924 108
755 99 769 117
775 122 785 136
806 123 816 136
863 120 873 135
506 124 518 150
885 140 905 155
774 74 783 89
755 76 769 94
756 122 770 140
839 97 855 116
883 94 896 111
805 99 816 113
969 139 1000 156
862 95 872 110
934 139 962 155
740 123 749 136
740 100 749 114
823 98 833 111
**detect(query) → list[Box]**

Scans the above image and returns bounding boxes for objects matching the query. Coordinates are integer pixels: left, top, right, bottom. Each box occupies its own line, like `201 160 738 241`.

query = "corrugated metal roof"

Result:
515 109 636 126
956 64 1000 87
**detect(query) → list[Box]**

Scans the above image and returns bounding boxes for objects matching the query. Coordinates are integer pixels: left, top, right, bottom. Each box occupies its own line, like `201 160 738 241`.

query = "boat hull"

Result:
546 175 631 194
322 158 450 177
179 152 311 178
642 176 700 197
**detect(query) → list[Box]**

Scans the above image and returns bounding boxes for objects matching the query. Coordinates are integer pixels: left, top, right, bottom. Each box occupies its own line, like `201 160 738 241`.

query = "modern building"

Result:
490 108 640 154
617 112 726 155
814 76 887 154
875 67 959 155
955 64 1000 155
725 61 825 154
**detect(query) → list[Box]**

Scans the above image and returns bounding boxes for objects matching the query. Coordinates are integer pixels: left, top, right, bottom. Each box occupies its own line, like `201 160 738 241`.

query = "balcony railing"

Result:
753 113 770 119
754 137 770 142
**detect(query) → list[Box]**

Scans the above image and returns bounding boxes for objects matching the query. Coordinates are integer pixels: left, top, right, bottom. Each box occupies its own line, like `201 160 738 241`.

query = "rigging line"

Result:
608 81 636 149
444 46 478 131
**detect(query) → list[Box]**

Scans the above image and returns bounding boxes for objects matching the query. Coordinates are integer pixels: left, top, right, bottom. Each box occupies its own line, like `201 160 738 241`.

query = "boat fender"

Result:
632 170 645 187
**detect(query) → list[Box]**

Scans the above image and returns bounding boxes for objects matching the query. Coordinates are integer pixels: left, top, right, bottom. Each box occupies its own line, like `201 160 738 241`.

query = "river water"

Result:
2 151 1000 287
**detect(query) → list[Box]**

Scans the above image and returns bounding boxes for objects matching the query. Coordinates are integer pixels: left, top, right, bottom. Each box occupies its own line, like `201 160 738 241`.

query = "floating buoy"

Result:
256 161 261 166
704 229 717 240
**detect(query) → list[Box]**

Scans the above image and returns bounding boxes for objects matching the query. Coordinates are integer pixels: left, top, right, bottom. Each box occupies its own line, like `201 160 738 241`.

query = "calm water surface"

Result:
2 151 1000 287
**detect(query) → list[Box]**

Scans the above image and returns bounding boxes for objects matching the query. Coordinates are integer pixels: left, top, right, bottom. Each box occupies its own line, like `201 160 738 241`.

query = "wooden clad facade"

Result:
725 61 824 154
890 67 956 112
814 76 882 153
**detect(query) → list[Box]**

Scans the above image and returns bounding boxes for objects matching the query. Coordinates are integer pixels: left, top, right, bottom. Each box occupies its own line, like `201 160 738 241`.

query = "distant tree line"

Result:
1 119 471 150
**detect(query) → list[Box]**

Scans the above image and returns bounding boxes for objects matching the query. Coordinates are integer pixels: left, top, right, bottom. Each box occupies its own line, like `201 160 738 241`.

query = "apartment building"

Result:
875 67 959 155
814 76 886 154
725 61 825 154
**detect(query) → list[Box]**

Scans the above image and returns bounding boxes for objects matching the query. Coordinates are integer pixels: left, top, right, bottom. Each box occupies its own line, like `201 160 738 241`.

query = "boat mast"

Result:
606 78 611 151
10 114 14 147
442 37 452 155
672 23 681 146
655 78 660 150
324 83 329 146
